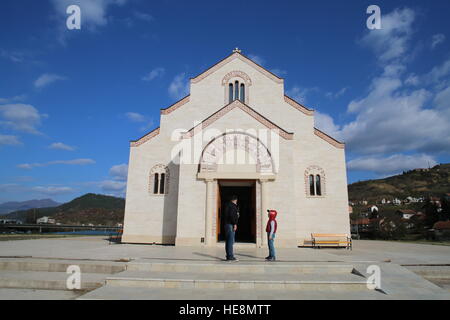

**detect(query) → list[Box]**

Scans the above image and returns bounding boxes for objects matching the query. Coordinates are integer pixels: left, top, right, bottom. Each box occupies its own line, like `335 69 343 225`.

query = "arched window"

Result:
315 175 322 196
149 164 169 195
228 83 234 103
234 81 239 101
160 173 165 194
153 173 159 194
309 175 315 196
305 166 326 197
240 83 245 102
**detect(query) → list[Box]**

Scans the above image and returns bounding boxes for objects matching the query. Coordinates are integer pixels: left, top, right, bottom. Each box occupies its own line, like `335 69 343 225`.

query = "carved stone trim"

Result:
304 165 326 197
149 164 170 195
221 71 252 86
314 128 345 149
284 95 314 116
199 132 275 174
182 100 294 140
130 127 160 147
191 52 283 84
160 95 190 115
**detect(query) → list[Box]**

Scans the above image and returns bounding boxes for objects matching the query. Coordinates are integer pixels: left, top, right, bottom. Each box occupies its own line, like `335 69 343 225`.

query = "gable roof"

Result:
160 95 190 115
313 128 345 149
191 51 284 85
130 127 160 147
182 99 294 140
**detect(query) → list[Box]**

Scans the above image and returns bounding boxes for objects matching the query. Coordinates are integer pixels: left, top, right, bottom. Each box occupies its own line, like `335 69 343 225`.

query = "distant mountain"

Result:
348 163 450 202
2 193 125 226
0 199 60 214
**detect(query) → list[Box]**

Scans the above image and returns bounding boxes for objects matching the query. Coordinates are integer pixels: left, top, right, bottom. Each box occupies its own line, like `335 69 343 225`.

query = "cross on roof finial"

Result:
233 47 241 53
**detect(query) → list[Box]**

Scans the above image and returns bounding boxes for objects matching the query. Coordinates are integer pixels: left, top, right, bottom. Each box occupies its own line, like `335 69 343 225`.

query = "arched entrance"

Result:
197 132 276 247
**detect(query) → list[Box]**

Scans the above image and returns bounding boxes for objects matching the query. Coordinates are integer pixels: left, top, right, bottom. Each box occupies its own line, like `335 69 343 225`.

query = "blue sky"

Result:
0 0 449 203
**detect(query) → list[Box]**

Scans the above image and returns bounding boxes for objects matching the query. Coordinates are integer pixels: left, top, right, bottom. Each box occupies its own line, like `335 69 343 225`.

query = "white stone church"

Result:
122 49 350 248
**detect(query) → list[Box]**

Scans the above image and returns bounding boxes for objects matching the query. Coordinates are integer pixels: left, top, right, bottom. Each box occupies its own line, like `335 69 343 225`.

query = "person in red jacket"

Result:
265 209 277 261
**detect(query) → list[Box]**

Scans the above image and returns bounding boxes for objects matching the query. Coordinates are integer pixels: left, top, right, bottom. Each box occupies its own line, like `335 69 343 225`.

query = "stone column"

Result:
204 179 215 246
260 179 269 247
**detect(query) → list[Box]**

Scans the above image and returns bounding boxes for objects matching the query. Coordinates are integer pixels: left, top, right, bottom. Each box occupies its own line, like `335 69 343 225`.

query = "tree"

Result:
423 199 439 228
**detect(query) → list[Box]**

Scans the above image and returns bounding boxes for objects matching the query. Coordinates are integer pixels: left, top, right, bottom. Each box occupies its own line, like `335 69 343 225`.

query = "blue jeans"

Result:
225 224 235 259
267 233 276 258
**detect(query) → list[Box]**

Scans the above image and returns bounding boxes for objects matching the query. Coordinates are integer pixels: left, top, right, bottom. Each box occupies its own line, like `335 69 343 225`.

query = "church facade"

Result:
122 50 350 248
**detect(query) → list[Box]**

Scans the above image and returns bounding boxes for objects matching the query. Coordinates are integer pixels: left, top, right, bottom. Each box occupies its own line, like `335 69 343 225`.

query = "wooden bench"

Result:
311 233 352 250
108 229 123 244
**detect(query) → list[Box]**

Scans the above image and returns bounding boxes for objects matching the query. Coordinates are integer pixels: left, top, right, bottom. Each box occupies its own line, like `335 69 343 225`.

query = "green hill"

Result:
348 163 450 202
2 193 125 226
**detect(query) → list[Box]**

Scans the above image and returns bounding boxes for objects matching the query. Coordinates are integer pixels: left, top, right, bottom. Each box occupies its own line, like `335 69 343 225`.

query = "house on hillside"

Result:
396 209 416 220
36 216 56 224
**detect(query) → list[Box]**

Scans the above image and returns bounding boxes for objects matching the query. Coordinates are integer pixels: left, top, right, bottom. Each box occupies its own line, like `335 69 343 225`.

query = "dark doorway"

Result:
217 180 256 243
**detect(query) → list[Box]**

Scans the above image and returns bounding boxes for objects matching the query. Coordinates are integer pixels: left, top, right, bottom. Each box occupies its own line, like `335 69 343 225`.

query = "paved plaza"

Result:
0 236 449 300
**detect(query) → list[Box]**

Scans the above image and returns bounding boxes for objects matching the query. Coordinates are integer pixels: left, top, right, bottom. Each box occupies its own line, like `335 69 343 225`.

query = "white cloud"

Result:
247 54 265 66
50 0 128 30
31 186 74 195
125 112 146 122
0 104 46 135
347 154 437 175
18 158 95 169
360 7 415 64
0 49 27 63
286 86 318 104
270 68 287 76
168 73 190 100
34 73 67 89
0 95 26 104
424 58 450 85
314 111 342 140
109 164 128 181
133 11 153 22
48 142 75 151
326 87 348 99
0 134 22 146
431 34 446 49
332 8 450 156
124 112 153 132
142 67 165 81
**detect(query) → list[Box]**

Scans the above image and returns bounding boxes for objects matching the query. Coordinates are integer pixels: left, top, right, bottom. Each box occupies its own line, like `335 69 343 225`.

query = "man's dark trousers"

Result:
225 223 235 259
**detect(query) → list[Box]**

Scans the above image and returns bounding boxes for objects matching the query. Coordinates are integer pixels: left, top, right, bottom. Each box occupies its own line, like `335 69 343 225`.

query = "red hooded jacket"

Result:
266 210 278 233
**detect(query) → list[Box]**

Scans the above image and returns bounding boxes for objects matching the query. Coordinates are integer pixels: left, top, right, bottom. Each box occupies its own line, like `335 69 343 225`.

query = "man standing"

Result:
223 195 239 261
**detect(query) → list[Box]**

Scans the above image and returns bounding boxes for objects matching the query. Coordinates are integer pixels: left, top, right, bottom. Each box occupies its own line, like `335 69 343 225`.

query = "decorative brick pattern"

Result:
130 127 160 147
199 132 274 174
182 100 294 140
314 128 345 149
283 95 315 116
221 70 252 86
304 165 326 197
191 52 283 84
160 95 190 115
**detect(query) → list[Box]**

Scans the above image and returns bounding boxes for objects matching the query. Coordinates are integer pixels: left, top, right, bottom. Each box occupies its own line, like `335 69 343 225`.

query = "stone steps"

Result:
0 258 126 292
79 285 385 300
0 258 126 274
0 271 105 291
127 261 354 274
105 269 368 290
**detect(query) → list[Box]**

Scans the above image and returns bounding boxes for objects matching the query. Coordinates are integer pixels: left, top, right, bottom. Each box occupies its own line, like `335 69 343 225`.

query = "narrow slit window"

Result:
160 173 165 194
309 174 315 196
240 83 245 102
234 81 239 101
153 173 159 194
315 175 322 196
229 83 234 103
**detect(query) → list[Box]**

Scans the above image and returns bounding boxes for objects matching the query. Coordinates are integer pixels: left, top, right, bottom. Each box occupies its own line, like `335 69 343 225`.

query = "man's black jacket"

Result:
223 201 239 225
